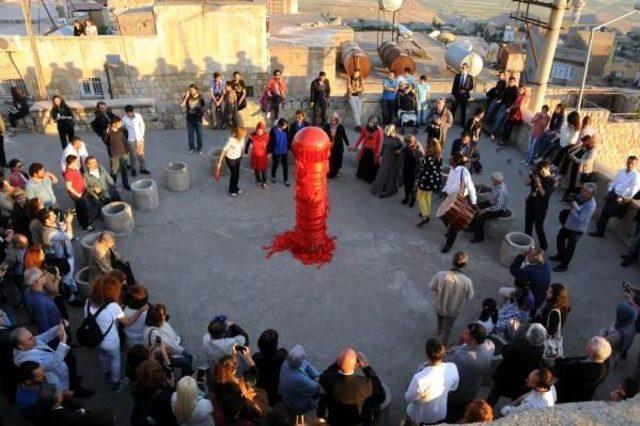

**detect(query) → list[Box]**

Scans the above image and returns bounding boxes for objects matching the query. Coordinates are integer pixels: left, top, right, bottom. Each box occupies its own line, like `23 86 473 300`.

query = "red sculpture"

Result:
265 126 336 266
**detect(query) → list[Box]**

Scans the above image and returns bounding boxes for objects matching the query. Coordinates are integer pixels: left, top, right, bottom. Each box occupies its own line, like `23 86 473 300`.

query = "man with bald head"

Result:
317 347 386 425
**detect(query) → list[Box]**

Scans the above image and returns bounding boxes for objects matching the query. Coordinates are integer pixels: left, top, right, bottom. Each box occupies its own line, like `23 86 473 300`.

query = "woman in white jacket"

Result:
552 111 581 166
144 303 193 376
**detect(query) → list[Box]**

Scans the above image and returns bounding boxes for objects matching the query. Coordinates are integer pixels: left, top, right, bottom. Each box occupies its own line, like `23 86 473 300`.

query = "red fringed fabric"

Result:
264 127 336 267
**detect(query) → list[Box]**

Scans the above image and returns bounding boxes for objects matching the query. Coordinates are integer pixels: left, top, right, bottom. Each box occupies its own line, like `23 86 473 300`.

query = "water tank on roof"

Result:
445 41 484 77
378 0 403 12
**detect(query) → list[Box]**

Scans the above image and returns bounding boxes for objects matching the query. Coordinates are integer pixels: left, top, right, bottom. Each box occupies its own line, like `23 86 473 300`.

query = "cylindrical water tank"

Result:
378 41 415 76
378 0 403 12
445 42 484 77
341 41 372 79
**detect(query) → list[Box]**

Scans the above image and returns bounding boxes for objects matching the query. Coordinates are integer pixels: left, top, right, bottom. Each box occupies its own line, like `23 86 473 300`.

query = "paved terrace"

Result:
1 123 638 424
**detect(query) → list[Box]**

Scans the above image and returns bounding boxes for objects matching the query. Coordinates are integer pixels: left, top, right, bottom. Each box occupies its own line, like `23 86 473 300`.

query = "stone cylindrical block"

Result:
80 231 101 265
131 178 159 211
487 208 515 240
164 162 189 192
74 266 91 299
499 232 534 267
101 201 135 235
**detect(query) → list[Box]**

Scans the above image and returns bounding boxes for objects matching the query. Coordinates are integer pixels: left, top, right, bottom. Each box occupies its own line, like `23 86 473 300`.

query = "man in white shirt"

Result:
201 316 247 369
405 338 459 424
501 367 557 416
442 153 477 253
591 156 640 237
60 136 89 172
121 105 150 176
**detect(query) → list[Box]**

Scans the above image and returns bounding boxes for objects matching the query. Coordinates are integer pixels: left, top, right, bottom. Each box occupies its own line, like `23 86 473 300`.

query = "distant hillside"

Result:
425 0 640 33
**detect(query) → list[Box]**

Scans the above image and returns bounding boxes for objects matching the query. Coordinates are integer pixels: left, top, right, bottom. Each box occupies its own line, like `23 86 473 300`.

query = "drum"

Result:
436 193 476 231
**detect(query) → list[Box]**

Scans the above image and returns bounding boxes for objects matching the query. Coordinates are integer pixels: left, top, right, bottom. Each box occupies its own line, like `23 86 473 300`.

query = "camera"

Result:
155 335 162 345
234 345 247 354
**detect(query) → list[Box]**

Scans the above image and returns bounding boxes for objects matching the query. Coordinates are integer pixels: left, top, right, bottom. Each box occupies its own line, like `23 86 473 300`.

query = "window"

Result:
78 78 104 99
0 79 27 98
551 63 575 81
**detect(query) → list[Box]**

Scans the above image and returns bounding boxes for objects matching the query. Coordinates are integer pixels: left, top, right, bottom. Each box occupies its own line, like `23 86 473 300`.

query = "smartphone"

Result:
234 345 246 354
196 367 206 383
623 282 631 292
155 336 162 345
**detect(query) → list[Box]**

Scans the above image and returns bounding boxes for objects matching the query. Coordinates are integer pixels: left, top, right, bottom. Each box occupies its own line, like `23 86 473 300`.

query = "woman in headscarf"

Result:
600 301 638 362
245 121 269 188
370 124 404 198
323 112 349 179
351 116 382 183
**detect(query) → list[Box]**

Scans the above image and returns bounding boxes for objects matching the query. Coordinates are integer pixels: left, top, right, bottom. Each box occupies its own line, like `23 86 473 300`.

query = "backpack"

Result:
76 303 114 348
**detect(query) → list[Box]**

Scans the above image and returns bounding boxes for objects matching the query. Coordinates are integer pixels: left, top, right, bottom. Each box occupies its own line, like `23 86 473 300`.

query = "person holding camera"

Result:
41 208 81 306
202 315 249 369
317 347 386 425
144 303 193 377
524 160 556 251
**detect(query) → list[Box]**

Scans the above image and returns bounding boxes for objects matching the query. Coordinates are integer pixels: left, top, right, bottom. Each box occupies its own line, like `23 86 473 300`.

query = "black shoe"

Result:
548 255 562 262
401 198 409 205
589 232 604 238
131 170 137 177
284 181 290 187
123 185 132 191
271 178 276 184
73 386 95 398
621 258 634 267
621 254 631 260
441 244 452 253
553 265 568 272
408 199 416 208
417 217 430 227
140 169 151 175
470 237 484 243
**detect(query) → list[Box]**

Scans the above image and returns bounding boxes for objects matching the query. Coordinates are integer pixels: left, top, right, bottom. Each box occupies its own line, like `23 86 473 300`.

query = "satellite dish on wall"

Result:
378 0 403 12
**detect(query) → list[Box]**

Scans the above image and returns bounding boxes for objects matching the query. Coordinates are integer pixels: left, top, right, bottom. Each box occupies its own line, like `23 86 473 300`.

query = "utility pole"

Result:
527 0 568 113
20 0 47 99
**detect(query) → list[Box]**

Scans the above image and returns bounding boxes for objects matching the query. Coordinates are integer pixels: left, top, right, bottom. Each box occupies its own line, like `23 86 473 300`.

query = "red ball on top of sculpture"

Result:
265 126 336 266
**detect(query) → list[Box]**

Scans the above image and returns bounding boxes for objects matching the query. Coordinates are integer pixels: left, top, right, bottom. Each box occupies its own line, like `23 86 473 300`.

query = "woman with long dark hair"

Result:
537 103 565 160
415 138 442 227
324 112 350 179
245 121 269 188
216 127 246 197
50 95 75 149
351 116 383 183
534 283 571 336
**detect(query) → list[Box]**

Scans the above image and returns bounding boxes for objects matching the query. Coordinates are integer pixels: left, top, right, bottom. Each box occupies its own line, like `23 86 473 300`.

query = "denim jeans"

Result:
485 100 501 126
99 342 121 385
417 101 429 125
525 136 538 163
491 105 508 135
186 120 203 151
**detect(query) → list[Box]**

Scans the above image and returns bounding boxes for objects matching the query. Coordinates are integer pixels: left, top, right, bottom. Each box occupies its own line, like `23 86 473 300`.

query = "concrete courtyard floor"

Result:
2 123 639 425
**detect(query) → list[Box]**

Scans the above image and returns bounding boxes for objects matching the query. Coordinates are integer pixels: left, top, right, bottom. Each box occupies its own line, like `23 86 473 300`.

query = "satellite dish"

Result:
378 0 403 12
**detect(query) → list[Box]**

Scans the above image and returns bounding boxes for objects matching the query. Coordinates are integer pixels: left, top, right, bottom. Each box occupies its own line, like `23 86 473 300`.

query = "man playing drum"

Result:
439 153 477 253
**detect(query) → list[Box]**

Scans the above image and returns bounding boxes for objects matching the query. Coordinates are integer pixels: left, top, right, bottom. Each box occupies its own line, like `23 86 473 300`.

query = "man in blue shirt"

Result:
381 70 397 125
550 183 597 272
15 361 46 419
269 119 290 186
23 267 63 334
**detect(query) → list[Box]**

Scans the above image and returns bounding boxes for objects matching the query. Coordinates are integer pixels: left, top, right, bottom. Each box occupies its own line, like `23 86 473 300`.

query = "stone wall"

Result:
0 2 268 100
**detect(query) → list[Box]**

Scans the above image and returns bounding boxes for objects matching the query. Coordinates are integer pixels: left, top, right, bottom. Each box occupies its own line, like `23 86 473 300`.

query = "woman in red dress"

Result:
245 121 269 188
351 116 383 183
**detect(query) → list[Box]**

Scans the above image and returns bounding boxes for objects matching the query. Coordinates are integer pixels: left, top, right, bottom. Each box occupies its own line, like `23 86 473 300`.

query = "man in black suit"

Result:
451 63 474 126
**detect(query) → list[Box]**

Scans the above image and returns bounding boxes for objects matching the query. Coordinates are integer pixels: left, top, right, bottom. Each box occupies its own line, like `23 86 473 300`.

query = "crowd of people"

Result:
0 58 639 425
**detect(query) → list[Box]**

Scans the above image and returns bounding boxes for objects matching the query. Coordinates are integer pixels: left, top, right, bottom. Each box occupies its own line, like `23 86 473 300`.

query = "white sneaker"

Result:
237 190 243 195
230 193 237 197
188 148 195 154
